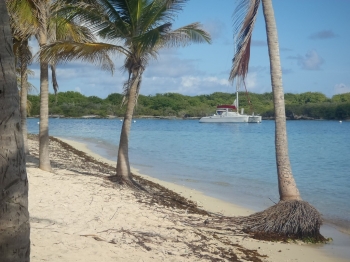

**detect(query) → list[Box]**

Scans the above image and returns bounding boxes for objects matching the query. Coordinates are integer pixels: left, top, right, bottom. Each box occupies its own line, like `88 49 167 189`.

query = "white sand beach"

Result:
27 136 349 261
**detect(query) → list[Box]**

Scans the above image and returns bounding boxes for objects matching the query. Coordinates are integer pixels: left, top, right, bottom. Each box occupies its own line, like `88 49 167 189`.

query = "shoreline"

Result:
59 136 350 236
57 137 253 218
56 136 350 261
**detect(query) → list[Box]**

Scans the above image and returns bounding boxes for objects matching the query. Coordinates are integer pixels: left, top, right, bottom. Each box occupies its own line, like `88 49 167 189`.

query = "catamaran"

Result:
199 92 262 123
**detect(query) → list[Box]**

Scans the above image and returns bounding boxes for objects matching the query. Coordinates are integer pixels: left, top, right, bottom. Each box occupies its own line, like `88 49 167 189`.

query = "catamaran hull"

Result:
199 115 262 123
248 116 262 123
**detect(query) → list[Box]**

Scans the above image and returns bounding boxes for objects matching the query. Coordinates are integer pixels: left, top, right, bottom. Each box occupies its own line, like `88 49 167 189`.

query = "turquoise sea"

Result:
28 119 350 232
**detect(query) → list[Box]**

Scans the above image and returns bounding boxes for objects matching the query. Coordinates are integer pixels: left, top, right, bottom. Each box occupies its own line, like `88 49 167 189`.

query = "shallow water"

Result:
28 118 350 231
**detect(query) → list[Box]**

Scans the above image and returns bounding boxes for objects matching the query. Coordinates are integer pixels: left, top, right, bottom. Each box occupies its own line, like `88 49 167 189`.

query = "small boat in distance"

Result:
199 104 261 123
199 90 262 123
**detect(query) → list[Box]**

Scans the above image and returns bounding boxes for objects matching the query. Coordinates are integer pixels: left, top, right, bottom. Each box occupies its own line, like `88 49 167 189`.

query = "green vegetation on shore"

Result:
28 91 350 120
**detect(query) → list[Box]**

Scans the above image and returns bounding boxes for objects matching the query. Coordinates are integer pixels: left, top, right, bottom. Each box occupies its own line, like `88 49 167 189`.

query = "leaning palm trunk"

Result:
0 2 30 260
230 0 323 240
261 0 300 200
116 69 142 187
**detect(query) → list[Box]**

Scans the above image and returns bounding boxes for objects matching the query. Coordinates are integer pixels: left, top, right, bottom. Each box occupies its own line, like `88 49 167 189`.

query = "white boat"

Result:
199 92 262 123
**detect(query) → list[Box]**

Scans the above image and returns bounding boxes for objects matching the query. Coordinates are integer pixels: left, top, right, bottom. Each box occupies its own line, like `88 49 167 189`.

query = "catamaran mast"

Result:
236 81 239 113
233 35 239 114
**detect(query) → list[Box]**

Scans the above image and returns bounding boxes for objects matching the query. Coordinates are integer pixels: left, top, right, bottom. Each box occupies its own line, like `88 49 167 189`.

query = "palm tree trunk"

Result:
20 40 29 155
0 2 30 261
39 58 51 171
37 2 51 171
261 0 301 201
116 70 141 185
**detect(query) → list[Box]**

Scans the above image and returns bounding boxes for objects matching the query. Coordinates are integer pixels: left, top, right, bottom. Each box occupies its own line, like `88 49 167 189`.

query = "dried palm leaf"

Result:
230 0 260 82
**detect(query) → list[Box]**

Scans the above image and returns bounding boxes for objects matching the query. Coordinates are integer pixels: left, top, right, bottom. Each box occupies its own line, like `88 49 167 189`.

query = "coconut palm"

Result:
7 0 38 155
230 0 323 239
39 1 96 171
0 1 30 260
6 0 52 170
17 39 32 155
41 0 211 187
7 0 96 171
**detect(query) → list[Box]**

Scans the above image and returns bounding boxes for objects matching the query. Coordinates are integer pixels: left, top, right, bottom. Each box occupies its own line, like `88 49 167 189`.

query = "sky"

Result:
28 0 350 99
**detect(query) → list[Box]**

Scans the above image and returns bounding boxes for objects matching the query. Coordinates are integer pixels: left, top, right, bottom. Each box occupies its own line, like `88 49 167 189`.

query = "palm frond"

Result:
96 0 132 41
27 99 33 115
17 39 33 67
26 78 37 93
159 0 187 21
7 0 40 38
27 68 35 76
16 73 37 93
53 0 129 37
134 22 171 52
229 0 260 82
161 22 211 48
39 41 129 73
49 15 96 43
50 64 59 95
137 0 185 35
31 0 50 34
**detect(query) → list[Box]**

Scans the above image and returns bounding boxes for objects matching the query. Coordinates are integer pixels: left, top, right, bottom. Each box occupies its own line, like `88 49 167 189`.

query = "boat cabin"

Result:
215 105 237 115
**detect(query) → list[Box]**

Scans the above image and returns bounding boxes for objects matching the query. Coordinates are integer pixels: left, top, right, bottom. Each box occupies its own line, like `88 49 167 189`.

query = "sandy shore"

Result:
27 136 349 261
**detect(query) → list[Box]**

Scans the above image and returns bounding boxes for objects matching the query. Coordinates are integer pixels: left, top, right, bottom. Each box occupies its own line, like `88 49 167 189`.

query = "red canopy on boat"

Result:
217 105 236 109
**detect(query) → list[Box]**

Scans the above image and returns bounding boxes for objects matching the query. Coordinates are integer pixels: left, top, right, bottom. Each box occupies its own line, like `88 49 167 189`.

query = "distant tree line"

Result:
27 91 350 120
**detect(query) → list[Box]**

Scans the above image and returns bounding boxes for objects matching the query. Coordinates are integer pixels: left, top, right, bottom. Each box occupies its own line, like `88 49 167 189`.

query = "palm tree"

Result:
230 0 323 240
17 38 32 155
35 0 53 171
7 0 38 155
8 0 96 171
41 0 211 187
0 1 30 261
38 1 96 171
6 0 52 170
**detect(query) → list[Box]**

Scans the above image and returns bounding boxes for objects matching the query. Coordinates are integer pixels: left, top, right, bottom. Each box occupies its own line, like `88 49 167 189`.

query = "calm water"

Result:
27 118 350 230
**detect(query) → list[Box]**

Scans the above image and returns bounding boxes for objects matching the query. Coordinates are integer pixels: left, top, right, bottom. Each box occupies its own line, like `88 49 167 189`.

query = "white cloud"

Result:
181 76 199 88
334 83 350 95
138 49 233 95
140 75 230 96
288 50 324 70
301 50 324 70
26 39 257 97
28 57 126 98
180 76 229 91
245 72 257 90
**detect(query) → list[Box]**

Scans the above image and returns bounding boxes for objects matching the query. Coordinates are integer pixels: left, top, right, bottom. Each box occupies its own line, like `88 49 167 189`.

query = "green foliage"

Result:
28 94 40 116
332 93 350 103
27 91 350 120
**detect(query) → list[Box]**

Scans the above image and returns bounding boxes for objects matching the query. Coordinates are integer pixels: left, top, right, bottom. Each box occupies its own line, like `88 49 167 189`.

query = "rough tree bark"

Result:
19 39 29 155
116 69 142 187
37 2 51 171
0 1 30 260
